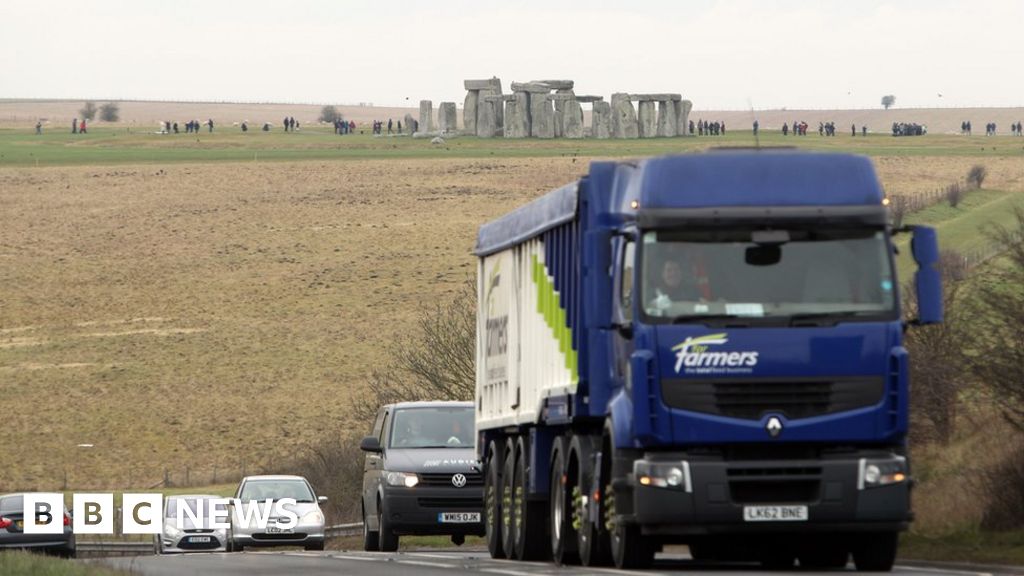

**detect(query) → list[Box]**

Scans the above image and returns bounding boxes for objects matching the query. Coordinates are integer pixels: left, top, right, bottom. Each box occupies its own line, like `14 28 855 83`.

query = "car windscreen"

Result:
238 481 314 502
165 498 227 518
389 407 474 449
639 227 897 323
0 495 22 515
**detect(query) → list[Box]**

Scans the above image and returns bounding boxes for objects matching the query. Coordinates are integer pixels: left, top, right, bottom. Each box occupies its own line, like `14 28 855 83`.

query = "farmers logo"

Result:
672 333 759 374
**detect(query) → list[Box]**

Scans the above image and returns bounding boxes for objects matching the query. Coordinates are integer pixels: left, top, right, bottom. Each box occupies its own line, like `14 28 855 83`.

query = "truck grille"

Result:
661 377 884 420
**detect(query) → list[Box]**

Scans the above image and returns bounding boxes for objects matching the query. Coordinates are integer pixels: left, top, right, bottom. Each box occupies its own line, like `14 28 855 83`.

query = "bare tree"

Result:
970 208 1024 430
350 280 476 424
904 249 970 445
881 95 896 110
319 105 342 123
79 101 98 121
99 102 120 122
946 181 963 208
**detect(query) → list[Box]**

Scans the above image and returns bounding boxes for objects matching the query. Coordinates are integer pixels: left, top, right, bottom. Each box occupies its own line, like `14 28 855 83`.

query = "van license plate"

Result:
438 512 480 523
743 505 808 521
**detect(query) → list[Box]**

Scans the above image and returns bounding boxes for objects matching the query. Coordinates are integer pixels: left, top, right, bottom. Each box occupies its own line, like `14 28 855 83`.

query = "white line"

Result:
479 568 547 576
326 554 380 562
899 566 994 576
395 559 459 569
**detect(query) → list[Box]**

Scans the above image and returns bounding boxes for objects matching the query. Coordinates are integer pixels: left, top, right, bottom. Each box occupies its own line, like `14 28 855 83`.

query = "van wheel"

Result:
379 501 399 552
852 532 898 572
362 505 379 552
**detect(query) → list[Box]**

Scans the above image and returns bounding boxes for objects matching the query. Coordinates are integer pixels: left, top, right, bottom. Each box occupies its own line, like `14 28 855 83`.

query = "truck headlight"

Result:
634 460 691 492
858 456 907 490
385 472 420 488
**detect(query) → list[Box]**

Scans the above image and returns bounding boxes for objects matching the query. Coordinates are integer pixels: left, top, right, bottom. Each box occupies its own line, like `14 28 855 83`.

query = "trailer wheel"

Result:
500 438 517 559
484 440 504 559
852 532 898 572
549 437 579 565
510 436 549 560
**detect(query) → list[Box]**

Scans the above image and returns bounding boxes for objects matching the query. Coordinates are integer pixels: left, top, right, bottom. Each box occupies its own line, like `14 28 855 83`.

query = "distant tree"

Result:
967 164 988 190
79 101 98 121
99 102 120 122
881 95 896 110
319 105 342 123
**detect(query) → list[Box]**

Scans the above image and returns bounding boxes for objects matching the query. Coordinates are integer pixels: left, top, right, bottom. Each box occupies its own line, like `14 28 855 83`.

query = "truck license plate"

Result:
743 505 808 522
188 536 212 543
438 512 481 523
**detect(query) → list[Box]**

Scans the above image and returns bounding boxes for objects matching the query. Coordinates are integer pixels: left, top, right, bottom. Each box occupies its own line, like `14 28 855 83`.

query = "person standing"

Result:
35 121 42 135
72 118 78 134
752 120 759 136
80 119 87 134
208 119 214 133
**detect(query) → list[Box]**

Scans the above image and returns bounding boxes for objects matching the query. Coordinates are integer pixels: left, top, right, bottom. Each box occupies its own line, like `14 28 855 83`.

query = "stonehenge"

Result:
411 77 692 139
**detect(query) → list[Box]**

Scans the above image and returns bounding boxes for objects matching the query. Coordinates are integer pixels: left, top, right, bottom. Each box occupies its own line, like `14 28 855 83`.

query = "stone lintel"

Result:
510 82 552 93
464 78 502 91
532 80 574 90
631 93 682 102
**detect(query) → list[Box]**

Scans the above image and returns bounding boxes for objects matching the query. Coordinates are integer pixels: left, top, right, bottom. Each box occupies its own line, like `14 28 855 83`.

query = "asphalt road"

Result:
94 549 1022 576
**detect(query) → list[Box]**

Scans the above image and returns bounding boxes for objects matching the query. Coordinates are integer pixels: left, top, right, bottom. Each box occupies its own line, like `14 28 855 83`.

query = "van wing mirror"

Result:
911 225 943 325
359 436 383 453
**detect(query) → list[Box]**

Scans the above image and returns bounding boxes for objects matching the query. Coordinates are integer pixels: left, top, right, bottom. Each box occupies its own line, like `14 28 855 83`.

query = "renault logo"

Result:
452 473 467 488
766 417 783 438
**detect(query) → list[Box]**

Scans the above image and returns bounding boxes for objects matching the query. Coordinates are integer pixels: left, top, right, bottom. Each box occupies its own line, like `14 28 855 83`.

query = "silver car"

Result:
155 495 228 554
229 475 327 551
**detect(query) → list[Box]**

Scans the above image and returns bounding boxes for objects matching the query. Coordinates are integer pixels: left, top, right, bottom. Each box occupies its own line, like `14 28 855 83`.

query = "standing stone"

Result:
553 89 575 137
504 94 530 138
657 100 678 137
476 78 503 137
637 101 657 138
530 94 555 139
591 101 612 139
464 91 478 135
403 113 416 135
676 100 693 136
610 93 638 139
561 98 584 139
438 102 457 132
418 100 434 133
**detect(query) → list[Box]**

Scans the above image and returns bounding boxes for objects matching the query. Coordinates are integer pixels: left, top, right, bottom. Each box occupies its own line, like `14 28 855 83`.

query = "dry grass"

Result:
3 154 1024 491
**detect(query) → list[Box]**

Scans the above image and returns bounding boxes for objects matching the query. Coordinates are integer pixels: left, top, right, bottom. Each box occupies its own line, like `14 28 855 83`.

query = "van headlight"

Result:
858 456 907 490
385 472 420 488
633 460 691 492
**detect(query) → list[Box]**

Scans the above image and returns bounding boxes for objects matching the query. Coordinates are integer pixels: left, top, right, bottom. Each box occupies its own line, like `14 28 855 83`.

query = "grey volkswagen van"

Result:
359 401 483 551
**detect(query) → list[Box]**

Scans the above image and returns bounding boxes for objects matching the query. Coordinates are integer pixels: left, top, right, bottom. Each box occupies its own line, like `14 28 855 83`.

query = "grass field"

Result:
1 124 1023 497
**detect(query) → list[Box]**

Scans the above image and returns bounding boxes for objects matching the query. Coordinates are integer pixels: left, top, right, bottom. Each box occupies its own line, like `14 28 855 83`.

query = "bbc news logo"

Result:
21 493 299 534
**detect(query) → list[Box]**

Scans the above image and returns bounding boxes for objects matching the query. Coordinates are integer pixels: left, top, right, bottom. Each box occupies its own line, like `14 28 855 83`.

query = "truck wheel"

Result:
549 438 579 565
500 439 517 559
573 436 611 567
512 436 549 560
378 500 399 552
484 440 504 559
610 520 655 569
362 504 379 551
852 532 898 572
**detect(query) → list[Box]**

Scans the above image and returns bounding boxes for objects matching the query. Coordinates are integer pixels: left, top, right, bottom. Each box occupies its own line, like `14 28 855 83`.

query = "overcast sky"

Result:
2 0 1022 110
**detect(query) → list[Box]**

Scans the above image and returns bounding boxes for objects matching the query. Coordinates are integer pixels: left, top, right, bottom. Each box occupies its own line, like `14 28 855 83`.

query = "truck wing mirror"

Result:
910 225 943 325
359 436 383 453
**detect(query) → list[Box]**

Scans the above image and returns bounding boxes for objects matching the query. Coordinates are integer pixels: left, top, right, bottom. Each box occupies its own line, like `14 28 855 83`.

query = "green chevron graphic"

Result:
531 253 578 383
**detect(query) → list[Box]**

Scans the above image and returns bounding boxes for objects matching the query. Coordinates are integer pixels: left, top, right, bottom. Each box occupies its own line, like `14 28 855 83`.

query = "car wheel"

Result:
379 500 399 552
362 505 380 551
305 540 326 551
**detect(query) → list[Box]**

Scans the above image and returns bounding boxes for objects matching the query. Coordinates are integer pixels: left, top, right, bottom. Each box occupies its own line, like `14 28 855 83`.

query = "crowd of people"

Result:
691 119 725 135
333 119 356 134
892 122 926 136
281 117 299 131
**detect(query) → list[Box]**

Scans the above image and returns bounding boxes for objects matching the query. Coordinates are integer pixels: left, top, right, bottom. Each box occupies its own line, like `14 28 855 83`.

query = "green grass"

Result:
0 551 124 575
901 529 1024 566
2 126 1023 167
894 189 1024 277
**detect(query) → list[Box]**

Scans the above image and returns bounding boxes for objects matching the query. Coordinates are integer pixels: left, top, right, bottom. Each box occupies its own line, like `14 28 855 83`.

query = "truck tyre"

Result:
362 504 379 551
512 436 549 560
484 440 504 559
378 500 399 552
852 532 898 572
500 438 517 559
610 520 655 569
572 435 611 567
549 437 579 565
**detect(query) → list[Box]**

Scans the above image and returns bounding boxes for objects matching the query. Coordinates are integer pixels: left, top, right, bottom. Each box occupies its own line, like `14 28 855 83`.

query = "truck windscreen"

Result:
639 227 897 324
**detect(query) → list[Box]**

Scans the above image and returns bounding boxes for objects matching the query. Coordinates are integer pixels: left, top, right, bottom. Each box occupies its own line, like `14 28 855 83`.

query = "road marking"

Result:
394 559 459 569
899 566 994 576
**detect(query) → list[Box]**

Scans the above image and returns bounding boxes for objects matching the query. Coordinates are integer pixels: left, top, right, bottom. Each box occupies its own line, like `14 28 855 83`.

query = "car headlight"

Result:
301 510 324 524
633 460 691 492
858 456 907 490
385 472 419 487
163 523 182 538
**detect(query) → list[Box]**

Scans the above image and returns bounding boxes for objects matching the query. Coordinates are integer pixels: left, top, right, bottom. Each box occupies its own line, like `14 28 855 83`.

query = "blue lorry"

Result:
473 150 943 570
